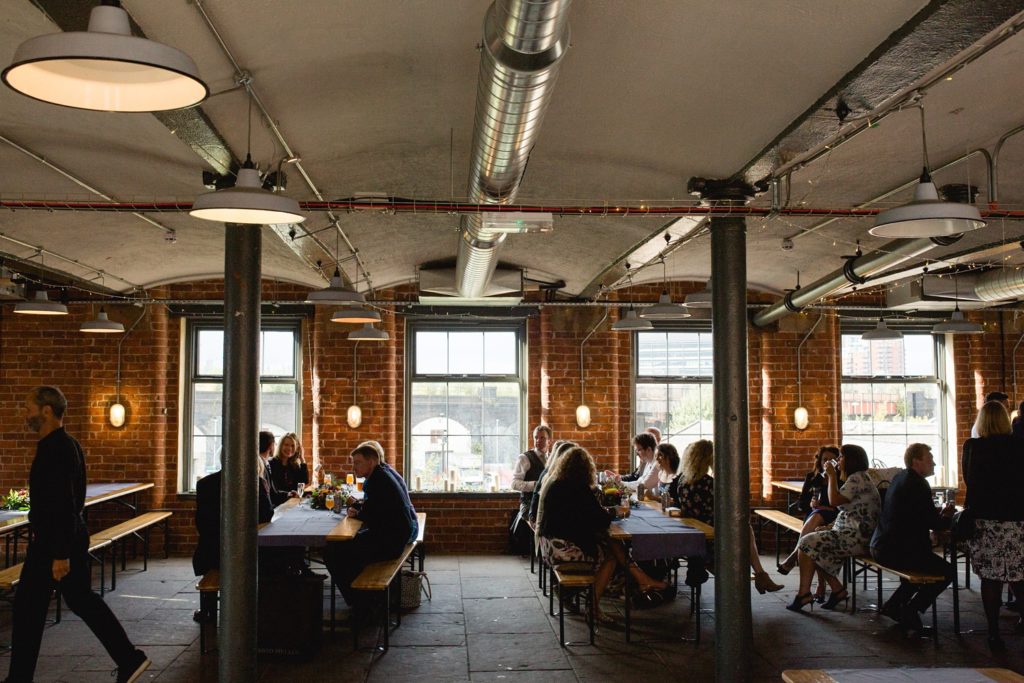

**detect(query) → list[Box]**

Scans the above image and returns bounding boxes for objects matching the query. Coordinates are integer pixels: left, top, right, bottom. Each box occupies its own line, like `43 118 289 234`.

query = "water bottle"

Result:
661 489 670 511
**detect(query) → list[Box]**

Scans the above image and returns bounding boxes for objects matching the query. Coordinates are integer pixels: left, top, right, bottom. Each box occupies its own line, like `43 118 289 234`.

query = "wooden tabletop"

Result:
326 515 362 541
772 480 804 494
84 482 154 507
782 669 1024 682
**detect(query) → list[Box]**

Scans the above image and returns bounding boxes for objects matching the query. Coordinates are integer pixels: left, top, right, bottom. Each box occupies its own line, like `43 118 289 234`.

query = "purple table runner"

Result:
612 507 707 561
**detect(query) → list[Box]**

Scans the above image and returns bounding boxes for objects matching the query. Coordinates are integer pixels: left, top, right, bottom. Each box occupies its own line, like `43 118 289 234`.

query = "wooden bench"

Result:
195 569 220 654
409 512 427 572
850 555 951 642
754 508 804 563
93 510 172 591
551 565 595 647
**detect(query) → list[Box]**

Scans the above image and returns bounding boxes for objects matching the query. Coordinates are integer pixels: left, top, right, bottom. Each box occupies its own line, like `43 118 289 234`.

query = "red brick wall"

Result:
0 278 1013 555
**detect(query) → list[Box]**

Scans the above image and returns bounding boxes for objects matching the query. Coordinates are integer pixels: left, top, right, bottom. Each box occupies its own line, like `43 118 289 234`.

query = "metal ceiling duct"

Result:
974 267 1024 302
455 0 572 298
751 235 961 328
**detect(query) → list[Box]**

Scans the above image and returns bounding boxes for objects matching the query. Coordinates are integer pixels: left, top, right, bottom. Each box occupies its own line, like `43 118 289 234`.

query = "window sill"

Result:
409 491 519 498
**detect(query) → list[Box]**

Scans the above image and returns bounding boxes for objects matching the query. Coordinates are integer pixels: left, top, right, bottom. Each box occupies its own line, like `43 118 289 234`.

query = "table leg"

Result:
623 541 632 643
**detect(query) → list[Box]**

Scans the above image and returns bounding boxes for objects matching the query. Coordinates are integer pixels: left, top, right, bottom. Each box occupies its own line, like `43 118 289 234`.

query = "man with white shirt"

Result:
510 425 551 552
623 432 660 493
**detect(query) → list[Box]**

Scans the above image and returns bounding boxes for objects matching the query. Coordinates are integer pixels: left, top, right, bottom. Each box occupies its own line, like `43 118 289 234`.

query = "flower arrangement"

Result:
308 483 355 510
600 473 627 507
1 488 30 511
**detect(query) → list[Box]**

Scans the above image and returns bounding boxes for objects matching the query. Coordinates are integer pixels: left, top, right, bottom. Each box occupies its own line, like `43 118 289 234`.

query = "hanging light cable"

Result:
576 309 608 428
641 244 690 320
932 270 983 334
794 315 823 430
612 263 653 331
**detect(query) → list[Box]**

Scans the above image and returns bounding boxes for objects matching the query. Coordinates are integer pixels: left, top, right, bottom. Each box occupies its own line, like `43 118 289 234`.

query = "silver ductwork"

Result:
455 0 572 298
752 236 961 328
975 267 1024 301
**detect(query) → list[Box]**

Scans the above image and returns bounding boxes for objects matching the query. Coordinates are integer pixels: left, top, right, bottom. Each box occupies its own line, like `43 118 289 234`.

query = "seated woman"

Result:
537 445 666 624
653 442 681 502
787 444 880 612
777 445 841 601
268 432 309 493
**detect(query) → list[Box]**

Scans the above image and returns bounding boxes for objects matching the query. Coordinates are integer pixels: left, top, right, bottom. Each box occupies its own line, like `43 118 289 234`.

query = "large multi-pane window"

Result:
407 325 524 492
840 333 945 470
181 321 302 493
634 331 714 450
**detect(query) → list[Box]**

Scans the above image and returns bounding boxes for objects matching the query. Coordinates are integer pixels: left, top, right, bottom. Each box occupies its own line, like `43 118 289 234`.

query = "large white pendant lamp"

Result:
869 107 984 238
331 307 381 324
14 290 67 315
3 1 208 112
191 156 304 225
306 269 365 305
640 251 689 320
81 307 125 333
684 282 712 309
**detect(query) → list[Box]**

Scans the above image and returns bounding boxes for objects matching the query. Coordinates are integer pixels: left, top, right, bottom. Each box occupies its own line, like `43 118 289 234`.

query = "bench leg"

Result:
143 529 150 572
382 589 390 653
558 581 565 647
110 543 117 592
931 598 938 644
330 578 336 634
165 518 171 559
54 586 61 624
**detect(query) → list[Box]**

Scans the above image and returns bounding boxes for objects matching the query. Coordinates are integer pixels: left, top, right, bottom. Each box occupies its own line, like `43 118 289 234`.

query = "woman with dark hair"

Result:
963 401 1024 651
654 442 681 501
787 444 880 612
538 446 666 624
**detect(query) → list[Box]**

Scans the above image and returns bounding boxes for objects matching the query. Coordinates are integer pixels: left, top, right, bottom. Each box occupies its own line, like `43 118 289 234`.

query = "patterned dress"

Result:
798 471 880 577
675 474 714 524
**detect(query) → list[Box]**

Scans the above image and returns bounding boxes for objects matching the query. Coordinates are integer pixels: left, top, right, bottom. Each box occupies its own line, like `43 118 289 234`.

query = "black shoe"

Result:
786 592 814 613
821 589 848 610
115 649 150 683
879 600 902 623
899 605 923 633
988 635 1007 653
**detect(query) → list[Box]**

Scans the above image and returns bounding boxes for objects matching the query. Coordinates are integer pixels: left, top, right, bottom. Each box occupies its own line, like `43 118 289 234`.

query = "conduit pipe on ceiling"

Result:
456 0 572 298
751 235 962 328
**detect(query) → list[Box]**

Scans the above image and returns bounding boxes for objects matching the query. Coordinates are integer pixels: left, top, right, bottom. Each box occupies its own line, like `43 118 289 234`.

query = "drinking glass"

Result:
324 473 333 486
346 473 355 485
325 495 335 511
356 479 364 492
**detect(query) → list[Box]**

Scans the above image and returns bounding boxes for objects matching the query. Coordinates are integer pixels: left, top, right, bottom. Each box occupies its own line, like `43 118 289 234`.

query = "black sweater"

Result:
870 468 948 560
268 458 308 492
356 464 418 550
538 479 613 557
963 435 1024 521
28 427 87 560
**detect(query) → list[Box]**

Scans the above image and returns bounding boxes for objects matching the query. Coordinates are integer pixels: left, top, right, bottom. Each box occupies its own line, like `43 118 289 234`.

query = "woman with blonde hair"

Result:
269 432 308 493
963 400 1024 651
538 446 666 624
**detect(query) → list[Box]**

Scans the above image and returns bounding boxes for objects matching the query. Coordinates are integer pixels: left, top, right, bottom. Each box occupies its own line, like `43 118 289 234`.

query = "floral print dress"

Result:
675 474 714 524
798 470 880 578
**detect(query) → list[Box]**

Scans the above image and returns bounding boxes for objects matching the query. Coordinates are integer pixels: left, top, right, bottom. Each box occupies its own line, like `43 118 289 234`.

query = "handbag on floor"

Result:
400 569 432 608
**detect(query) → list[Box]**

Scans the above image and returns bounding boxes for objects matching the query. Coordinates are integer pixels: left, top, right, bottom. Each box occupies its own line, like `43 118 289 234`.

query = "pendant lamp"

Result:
348 323 389 341
14 290 67 315
331 307 381 324
577 310 608 428
869 107 984 238
612 263 653 331
81 307 125 333
306 269 365 305
347 344 362 428
861 318 902 341
684 282 712 309
3 1 207 112
640 250 689 320
931 272 983 335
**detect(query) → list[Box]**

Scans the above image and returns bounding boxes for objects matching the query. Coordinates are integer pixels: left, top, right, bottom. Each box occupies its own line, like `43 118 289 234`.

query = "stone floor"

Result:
1 553 1022 682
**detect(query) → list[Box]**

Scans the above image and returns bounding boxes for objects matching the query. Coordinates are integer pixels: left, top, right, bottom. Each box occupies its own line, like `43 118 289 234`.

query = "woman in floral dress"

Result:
788 444 880 612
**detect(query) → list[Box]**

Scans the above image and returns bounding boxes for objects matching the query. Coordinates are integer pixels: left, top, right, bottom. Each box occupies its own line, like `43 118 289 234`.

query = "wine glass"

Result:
325 495 335 511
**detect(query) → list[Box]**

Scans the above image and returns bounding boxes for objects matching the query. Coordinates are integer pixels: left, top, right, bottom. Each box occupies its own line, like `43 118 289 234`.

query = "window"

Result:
840 333 946 471
181 321 302 492
407 325 524 492
634 331 714 448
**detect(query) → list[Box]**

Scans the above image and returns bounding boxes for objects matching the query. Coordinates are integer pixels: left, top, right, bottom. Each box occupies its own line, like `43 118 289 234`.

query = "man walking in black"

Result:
4 386 148 683
870 442 955 633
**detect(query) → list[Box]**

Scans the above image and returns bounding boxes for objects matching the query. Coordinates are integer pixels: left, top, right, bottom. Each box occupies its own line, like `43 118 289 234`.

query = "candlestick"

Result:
415 475 421 491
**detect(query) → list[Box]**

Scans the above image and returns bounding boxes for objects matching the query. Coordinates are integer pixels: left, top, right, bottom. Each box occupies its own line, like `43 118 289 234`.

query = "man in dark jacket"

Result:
6 386 149 683
870 442 955 632
325 441 418 605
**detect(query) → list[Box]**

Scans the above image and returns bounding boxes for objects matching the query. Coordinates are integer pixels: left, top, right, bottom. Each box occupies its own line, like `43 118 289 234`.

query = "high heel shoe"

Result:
785 592 814 613
776 557 796 576
754 571 784 594
813 588 827 604
821 588 849 610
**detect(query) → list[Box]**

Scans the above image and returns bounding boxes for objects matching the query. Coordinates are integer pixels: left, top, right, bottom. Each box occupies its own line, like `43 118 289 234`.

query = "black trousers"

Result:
871 547 954 613
7 537 135 683
324 532 404 605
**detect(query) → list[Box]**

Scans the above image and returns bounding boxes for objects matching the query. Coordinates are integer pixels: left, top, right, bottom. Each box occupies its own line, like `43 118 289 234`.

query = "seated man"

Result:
325 442 418 606
870 442 955 632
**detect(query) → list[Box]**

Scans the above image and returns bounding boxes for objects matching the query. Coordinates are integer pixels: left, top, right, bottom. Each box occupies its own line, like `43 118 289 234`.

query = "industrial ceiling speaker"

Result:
305 270 366 305
190 156 304 225
861 318 902 341
331 307 381 324
348 323 389 341
2 0 208 112
14 290 67 315
869 107 984 238
81 307 125 333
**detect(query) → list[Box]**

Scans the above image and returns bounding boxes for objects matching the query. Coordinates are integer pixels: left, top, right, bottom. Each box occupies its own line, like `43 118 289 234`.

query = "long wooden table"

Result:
257 497 362 547
782 669 1024 682
771 480 805 514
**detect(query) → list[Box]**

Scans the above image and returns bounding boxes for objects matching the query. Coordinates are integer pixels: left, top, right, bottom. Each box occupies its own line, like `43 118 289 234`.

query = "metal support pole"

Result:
695 177 753 682
220 224 262 683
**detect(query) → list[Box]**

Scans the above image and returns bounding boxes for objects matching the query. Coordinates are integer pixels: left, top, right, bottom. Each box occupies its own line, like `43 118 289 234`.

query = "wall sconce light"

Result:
577 310 608 428
110 306 146 429
347 343 362 429
794 315 823 431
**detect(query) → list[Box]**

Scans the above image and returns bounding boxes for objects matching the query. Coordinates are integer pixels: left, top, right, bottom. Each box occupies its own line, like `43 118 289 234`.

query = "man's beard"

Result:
26 416 42 433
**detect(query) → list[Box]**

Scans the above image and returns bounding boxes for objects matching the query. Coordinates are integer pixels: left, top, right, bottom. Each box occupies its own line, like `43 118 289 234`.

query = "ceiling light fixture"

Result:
869 106 985 238
3 1 208 112
109 306 145 428
347 344 362 429
641 249 689 320
331 307 381 325
794 316 823 431
14 290 67 315
612 263 653 331
931 271 983 335
191 93 304 225
305 270 365 306
348 323 389 341
81 307 125 333
861 317 902 341
577 310 608 429
684 282 712 309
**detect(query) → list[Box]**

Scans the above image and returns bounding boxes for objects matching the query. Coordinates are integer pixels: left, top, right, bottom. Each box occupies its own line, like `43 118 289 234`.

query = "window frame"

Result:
404 320 528 492
839 331 948 471
179 318 303 493
632 328 715 470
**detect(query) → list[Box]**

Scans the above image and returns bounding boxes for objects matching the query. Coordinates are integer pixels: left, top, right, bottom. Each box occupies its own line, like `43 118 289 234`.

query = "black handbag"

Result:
952 508 976 541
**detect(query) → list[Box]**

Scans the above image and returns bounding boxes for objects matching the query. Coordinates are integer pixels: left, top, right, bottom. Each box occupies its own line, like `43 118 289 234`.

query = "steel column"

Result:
711 213 752 682
219 224 262 683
